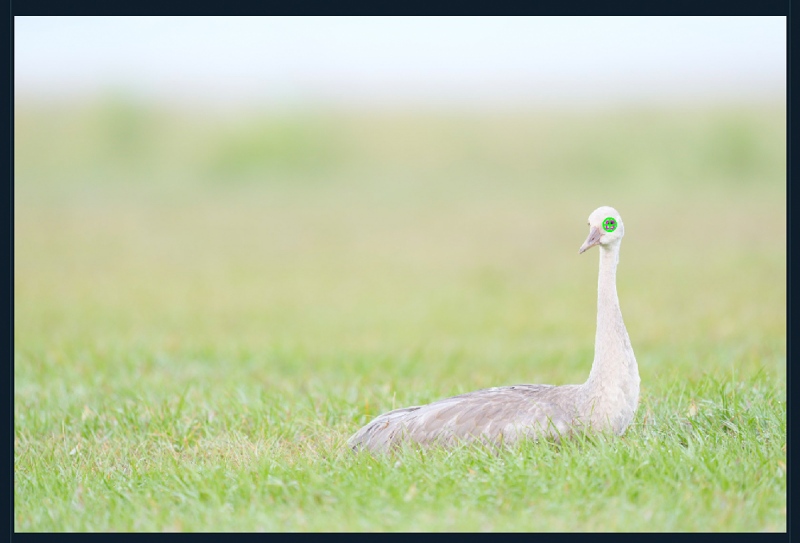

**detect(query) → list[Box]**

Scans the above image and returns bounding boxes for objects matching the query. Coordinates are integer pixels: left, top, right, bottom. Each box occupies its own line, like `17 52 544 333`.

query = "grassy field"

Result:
14 100 786 531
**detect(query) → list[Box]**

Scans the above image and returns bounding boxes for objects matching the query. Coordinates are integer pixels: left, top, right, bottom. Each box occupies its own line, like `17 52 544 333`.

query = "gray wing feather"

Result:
348 384 584 453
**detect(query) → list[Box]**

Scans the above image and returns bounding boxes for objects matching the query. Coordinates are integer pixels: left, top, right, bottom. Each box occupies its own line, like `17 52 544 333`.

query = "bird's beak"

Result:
579 227 603 254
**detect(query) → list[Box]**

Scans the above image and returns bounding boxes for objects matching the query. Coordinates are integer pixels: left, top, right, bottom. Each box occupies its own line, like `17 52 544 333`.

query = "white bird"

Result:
348 206 640 453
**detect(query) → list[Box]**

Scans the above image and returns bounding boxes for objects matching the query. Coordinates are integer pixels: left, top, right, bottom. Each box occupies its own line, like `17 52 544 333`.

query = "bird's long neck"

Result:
584 241 636 394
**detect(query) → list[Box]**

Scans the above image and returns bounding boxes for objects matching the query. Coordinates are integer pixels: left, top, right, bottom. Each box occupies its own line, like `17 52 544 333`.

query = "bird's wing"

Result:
348 384 582 453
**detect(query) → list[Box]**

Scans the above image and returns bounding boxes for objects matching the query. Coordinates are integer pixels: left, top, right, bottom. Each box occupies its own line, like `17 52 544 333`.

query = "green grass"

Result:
14 100 785 531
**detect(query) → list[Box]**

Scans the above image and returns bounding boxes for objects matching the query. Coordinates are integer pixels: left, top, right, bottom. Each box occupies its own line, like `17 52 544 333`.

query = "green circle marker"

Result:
602 217 617 233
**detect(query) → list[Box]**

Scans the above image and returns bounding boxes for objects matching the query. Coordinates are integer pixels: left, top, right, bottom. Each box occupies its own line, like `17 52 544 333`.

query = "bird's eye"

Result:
602 217 617 233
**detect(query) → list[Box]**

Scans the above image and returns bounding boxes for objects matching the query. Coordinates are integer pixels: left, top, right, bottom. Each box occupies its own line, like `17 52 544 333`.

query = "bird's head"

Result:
579 206 624 254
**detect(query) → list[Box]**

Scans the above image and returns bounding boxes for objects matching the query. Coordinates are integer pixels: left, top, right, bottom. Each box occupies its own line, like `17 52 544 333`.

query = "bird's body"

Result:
348 206 639 453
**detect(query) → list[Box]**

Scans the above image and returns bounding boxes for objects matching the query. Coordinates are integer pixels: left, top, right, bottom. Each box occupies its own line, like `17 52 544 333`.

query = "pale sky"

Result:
14 16 786 108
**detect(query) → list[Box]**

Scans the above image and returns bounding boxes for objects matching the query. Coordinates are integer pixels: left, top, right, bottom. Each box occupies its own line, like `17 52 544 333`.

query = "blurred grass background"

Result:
14 96 786 530
15 97 785 373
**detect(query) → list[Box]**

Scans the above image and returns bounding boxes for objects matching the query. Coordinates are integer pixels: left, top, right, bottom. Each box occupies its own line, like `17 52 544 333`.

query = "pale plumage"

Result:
348 206 640 453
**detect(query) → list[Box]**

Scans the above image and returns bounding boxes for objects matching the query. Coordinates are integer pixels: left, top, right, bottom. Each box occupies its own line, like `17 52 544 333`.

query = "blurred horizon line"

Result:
14 87 787 115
